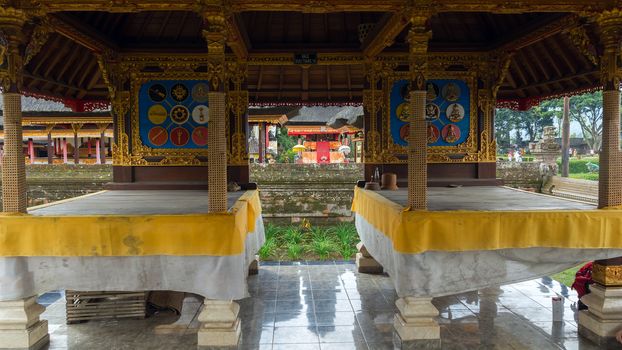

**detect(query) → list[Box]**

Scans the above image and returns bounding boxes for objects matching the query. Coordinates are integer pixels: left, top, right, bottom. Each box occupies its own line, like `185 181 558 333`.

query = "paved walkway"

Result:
41 262 600 349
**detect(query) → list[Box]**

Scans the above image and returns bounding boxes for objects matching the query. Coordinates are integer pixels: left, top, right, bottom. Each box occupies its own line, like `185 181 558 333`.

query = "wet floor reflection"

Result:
40 262 603 349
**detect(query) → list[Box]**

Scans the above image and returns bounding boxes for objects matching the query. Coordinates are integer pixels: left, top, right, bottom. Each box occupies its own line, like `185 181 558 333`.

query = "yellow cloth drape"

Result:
0 190 262 257
352 187 622 254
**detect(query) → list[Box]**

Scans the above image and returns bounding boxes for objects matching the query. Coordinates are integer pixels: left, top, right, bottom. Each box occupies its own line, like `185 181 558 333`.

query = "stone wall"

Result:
250 163 364 224
496 161 546 191
0 164 112 207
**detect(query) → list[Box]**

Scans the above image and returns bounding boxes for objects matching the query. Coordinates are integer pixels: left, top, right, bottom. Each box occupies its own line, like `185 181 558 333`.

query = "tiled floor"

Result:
41 262 604 349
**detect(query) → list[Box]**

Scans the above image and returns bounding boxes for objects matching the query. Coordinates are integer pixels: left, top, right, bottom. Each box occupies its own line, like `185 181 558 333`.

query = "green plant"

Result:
338 243 358 260
309 226 328 241
284 226 303 245
258 237 278 260
286 243 305 260
311 237 336 260
264 223 282 241
330 223 358 246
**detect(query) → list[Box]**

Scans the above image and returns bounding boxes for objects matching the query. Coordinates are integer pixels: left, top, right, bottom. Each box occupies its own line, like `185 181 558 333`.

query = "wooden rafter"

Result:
361 12 408 59
226 14 250 60
537 41 563 78
48 14 118 54
24 0 620 14
493 14 579 52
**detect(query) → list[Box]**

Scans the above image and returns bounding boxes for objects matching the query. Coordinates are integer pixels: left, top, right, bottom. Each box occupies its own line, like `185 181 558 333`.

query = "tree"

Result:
495 108 521 148
568 91 603 153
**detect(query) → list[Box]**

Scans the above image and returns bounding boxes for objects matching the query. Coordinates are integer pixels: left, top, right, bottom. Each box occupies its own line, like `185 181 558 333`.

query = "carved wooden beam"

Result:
226 13 249 60
47 14 118 54
23 0 621 14
493 14 580 52
362 12 409 59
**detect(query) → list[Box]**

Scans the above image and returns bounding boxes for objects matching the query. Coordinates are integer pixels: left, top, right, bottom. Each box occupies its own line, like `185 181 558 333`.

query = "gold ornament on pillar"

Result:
203 11 226 91
596 9 622 90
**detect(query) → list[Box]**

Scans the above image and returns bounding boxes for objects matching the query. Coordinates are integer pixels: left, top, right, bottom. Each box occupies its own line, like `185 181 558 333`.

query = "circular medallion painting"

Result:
427 124 440 144
170 83 189 102
192 105 209 124
396 102 410 122
147 126 168 146
192 126 209 146
426 82 439 101
442 124 461 144
148 84 167 102
425 103 440 121
170 127 190 147
170 105 190 124
442 83 461 102
147 104 167 125
446 103 465 122
192 83 209 103
399 124 410 142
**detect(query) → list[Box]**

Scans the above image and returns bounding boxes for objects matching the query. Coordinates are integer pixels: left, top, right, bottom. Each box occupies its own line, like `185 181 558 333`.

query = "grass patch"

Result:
259 222 360 261
569 173 599 181
550 265 582 287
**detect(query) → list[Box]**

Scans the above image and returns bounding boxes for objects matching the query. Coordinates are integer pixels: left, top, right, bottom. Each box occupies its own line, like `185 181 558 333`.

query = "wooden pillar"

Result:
406 14 431 211
0 8 50 349
62 138 68 164
100 134 106 164
258 122 265 163
204 10 228 213
73 133 79 164
87 137 92 158
47 132 53 164
27 139 34 164
0 12 27 214
578 9 622 348
561 96 570 177
95 138 101 164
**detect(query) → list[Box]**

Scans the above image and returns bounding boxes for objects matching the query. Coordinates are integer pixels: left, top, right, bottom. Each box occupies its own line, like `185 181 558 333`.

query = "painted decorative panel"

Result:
138 80 210 149
390 79 470 147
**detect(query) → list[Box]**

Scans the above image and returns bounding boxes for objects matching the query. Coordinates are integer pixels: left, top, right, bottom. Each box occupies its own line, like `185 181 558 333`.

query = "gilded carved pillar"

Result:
0 8 28 213
393 10 440 348
97 53 130 167
578 10 622 347
596 9 622 209
226 61 249 167
363 61 382 164
406 14 431 211
204 11 228 213
0 8 50 350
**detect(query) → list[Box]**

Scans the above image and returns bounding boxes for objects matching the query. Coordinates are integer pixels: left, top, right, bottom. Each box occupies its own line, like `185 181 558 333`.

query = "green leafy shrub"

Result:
557 157 600 174
311 237 336 260
330 223 358 246
286 243 305 260
264 223 281 241
284 226 303 245
338 243 358 260
309 226 328 241
259 237 278 260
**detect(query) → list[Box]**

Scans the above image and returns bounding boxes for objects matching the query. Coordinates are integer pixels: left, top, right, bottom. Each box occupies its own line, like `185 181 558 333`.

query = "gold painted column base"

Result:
355 242 383 274
0 296 49 350
578 261 622 347
197 300 241 348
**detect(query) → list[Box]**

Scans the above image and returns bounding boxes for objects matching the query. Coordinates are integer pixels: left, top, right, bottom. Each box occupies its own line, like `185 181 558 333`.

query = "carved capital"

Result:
596 9 622 89
203 11 227 90
0 7 29 92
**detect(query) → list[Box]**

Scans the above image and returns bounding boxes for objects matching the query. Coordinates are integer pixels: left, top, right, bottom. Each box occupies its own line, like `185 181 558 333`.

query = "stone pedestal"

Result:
0 296 49 349
197 300 241 348
355 242 383 274
393 297 440 347
248 255 259 276
578 284 622 347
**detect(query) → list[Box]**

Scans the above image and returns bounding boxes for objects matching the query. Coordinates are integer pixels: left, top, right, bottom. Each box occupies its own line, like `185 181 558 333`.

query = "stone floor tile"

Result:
320 342 369 350
315 311 357 326
273 326 320 344
314 299 354 313
274 311 317 327
317 325 365 343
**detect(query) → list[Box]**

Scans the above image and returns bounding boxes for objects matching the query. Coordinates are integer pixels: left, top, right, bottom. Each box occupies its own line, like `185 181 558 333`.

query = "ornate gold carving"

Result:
227 88 249 165
0 7 28 91
24 18 51 65
407 12 431 91
565 25 598 66
596 9 622 90
592 262 622 287
203 11 226 91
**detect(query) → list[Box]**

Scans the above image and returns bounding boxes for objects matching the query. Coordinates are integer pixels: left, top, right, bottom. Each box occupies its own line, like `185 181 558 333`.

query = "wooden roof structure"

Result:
6 0 621 109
